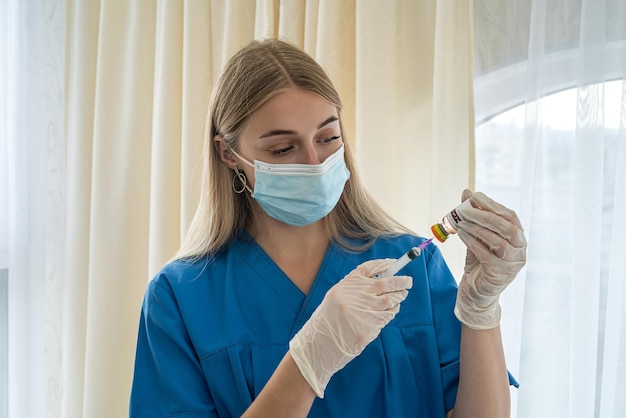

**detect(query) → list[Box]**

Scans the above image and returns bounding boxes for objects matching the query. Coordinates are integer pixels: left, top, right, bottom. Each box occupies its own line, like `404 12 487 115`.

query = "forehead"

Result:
242 88 339 136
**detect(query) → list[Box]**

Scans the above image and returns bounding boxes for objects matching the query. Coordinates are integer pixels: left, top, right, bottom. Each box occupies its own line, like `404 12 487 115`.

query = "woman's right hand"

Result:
289 259 412 398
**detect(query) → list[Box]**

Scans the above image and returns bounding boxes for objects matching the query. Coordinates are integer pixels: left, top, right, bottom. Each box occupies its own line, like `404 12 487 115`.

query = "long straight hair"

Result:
174 39 411 261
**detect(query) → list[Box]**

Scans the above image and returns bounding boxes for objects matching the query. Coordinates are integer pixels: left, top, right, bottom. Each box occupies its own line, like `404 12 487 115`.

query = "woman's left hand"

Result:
454 189 527 330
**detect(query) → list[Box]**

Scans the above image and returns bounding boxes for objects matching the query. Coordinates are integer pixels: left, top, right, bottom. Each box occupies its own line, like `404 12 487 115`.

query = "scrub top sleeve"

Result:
129 277 217 418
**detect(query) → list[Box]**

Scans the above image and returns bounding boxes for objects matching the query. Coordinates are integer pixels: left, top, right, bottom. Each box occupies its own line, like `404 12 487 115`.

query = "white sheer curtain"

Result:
1 0 65 417
474 0 626 417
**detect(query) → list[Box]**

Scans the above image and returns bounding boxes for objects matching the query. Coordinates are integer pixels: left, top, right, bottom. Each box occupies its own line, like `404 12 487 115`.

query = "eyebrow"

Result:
259 116 339 138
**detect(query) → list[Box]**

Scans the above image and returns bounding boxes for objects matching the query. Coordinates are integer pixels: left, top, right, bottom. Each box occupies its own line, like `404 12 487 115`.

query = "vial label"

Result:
446 198 472 231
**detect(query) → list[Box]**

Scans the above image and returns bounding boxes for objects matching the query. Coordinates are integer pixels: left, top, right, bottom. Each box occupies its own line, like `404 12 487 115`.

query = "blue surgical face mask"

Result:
232 145 350 226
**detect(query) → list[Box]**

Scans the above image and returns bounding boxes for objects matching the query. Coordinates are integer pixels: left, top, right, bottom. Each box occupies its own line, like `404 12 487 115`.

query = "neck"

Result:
250 214 331 257
248 209 331 294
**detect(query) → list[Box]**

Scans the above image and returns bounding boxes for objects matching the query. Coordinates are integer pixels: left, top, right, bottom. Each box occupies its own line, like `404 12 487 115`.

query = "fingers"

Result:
340 261 412 314
463 249 480 274
458 227 526 286
355 258 395 277
353 259 414 290
457 228 501 265
369 288 410 311
457 221 526 262
458 206 526 249
375 274 413 292
468 191 524 230
352 275 411 310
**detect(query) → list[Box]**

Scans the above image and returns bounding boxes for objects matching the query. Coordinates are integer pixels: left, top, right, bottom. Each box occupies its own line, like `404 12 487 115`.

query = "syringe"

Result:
377 238 433 277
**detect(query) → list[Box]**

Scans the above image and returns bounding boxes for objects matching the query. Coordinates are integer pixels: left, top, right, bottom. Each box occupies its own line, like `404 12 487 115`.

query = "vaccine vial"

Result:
431 199 473 242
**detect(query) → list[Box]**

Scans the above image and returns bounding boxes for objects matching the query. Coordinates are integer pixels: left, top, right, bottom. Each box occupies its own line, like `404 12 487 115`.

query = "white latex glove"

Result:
454 189 527 330
289 259 412 398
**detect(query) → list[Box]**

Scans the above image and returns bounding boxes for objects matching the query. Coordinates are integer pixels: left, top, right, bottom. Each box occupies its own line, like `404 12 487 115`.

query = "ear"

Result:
214 135 238 169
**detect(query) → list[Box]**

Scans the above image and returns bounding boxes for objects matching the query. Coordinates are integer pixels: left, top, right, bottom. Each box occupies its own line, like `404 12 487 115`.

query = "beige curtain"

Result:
58 1 473 416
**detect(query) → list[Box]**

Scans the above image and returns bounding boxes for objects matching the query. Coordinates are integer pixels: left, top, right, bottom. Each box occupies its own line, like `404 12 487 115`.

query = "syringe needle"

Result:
418 237 433 252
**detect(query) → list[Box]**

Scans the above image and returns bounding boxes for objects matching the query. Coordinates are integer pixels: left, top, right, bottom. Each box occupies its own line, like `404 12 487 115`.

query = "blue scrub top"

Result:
130 232 516 417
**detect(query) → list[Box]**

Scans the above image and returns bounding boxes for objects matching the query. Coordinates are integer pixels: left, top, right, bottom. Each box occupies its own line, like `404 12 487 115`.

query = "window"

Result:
474 79 626 417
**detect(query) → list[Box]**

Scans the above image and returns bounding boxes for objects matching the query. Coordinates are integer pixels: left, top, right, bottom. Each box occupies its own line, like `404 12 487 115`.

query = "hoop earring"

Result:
232 168 247 194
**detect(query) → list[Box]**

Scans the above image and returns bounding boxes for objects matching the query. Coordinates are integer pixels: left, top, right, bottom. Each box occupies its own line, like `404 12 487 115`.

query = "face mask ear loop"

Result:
232 167 252 194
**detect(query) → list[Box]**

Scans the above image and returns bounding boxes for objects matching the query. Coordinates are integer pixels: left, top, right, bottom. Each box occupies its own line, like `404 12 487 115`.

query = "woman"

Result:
130 38 526 417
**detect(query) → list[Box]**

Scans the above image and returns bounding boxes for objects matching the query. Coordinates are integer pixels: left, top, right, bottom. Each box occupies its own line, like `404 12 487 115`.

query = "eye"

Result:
321 135 341 144
270 145 293 156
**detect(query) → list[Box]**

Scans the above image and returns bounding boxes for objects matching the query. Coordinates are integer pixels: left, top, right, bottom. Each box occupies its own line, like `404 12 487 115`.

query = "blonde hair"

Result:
175 39 411 261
